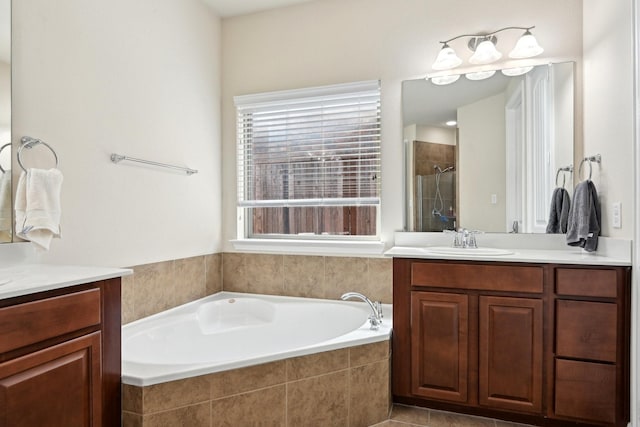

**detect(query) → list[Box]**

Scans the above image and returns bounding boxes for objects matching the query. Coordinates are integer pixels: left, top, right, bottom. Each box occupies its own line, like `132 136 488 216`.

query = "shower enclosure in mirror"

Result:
404 62 574 234
0 0 10 243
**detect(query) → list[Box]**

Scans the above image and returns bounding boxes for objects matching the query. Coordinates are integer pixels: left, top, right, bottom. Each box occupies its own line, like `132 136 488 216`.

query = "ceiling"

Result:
201 0 317 17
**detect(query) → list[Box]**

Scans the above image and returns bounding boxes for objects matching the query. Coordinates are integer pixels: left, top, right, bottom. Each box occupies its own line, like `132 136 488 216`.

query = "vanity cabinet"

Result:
0 278 122 427
393 258 630 427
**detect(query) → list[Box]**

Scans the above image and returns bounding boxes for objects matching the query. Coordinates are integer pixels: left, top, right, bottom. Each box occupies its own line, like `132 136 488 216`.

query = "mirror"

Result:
403 62 574 233
0 0 10 242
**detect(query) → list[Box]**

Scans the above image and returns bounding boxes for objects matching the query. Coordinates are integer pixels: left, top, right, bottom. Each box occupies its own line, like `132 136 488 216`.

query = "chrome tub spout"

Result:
340 292 383 330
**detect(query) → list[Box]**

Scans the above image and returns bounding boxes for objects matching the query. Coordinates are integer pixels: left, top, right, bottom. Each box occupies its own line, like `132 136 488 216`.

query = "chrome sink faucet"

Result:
453 228 479 248
340 292 383 330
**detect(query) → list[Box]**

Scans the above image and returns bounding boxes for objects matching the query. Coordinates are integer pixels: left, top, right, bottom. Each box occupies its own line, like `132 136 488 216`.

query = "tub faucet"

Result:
340 292 383 330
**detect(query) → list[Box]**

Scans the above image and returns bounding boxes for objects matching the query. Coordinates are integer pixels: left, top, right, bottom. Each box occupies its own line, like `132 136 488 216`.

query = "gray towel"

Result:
566 180 600 252
546 187 571 233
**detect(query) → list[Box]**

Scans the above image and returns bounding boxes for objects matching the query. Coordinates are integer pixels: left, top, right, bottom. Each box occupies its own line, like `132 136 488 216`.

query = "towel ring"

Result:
555 166 573 188
17 136 59 172
0 143 11 173
578 154 602 182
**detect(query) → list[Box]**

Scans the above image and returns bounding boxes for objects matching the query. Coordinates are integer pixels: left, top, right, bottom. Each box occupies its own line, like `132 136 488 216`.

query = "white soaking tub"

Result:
122 292 392 386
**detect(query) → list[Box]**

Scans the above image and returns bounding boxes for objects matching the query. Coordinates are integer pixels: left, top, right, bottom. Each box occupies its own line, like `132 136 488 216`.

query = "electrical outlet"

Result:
612 202 621 228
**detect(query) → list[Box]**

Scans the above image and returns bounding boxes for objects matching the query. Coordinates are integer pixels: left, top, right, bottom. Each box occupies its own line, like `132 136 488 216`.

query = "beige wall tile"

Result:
283 255 325 298
210 360 286 399
324 257 368 300
122 411 143 427
286 348 348 381
121 273 136 324
350 341 390 367
142 376 210 413
142 402 210 427
287 371 349 426
174 256 206 306
222 252 246 291
367 257 393 304
349 360 390 427
390 404 430 425
243 253 284 295
211 385 286 427
122 384 142 413
133 261 176 319
205 253 222 295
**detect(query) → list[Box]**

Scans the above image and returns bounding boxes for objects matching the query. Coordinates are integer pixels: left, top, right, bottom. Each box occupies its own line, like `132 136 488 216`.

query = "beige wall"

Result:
12 0 222 267
458 93 507 231
582 0 634 238
221 0 583 251
8 0 633 270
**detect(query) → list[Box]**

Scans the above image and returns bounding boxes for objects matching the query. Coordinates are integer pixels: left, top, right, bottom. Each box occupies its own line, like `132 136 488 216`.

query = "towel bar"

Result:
110 154 198 175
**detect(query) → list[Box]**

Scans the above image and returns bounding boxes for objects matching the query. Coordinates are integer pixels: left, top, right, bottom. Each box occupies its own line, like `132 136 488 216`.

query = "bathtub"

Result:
121 291 392 386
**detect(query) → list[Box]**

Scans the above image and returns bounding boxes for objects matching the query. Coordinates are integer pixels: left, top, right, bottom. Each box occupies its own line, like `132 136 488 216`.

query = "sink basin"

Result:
421 246 514 256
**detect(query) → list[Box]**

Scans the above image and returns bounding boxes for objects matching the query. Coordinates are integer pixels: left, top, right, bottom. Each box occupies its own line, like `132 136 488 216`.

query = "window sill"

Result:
230 238 386 257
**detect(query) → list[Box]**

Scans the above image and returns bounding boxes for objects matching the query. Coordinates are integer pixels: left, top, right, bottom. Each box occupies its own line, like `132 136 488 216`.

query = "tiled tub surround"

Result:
120 253 393 426
121 254 222 324
121 253 392 324
122 341 391 427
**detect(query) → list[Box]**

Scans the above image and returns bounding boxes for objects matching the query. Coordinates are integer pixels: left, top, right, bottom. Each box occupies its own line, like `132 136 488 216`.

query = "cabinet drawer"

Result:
554 359 616 424
0 288 101 354
556 268 617 298
556 300 617 362
411 262 543 293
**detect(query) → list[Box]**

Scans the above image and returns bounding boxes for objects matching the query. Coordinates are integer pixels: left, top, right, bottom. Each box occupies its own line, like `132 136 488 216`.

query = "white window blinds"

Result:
235 80 381 208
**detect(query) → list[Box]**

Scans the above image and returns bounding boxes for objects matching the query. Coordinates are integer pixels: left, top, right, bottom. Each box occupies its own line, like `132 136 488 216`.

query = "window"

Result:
235 80 381 240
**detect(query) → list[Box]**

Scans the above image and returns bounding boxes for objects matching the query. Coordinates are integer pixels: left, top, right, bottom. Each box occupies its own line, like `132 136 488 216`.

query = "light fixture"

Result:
430 26 543 73
501 65 534 76
465 70 496 81
445 120 457 127
468 36 501 65
429 74 461 86
432 43 463 71
509 29 544 59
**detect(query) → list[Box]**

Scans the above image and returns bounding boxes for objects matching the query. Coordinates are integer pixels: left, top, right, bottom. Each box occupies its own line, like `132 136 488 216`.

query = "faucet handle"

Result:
375 301 383 319
453 228 466 247
466 230 483 248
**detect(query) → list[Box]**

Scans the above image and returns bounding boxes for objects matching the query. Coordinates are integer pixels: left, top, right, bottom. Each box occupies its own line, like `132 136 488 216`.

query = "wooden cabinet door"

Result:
411 291 469 403
479 296 543 413
0 332 102 427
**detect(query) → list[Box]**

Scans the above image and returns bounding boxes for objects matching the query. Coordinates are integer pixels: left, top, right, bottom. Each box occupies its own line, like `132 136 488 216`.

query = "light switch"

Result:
491 194 497 204
612 202 621 228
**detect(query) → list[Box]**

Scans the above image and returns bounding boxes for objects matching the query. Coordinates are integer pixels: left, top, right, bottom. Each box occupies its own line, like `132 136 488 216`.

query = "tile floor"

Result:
372 404 534 427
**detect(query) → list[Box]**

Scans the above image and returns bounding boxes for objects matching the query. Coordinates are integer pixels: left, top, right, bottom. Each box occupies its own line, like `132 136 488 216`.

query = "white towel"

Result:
15 168 63 250
0 171 12 241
